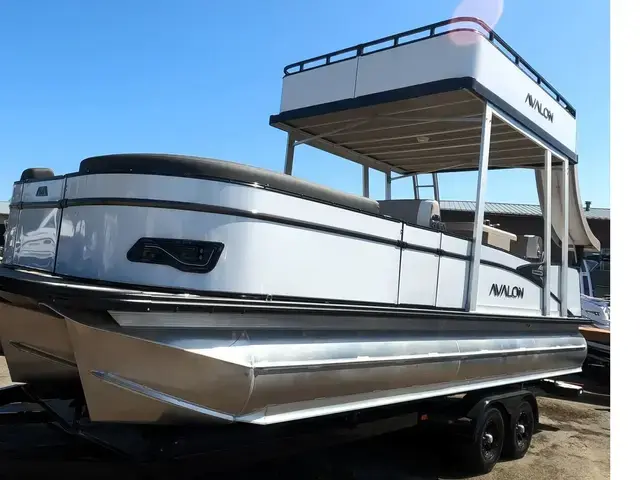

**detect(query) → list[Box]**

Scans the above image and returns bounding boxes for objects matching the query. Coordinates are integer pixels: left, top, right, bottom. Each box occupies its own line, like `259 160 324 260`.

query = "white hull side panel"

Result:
476 263 549 316
440 233 528 270
397 225 441 306
56 205 401 304
397 250 439 306
11 208 60 272
437 234 581 315
1 208 20 266
7 178 68 271
21 178 66 204
7 173 582 316
63 174 398 240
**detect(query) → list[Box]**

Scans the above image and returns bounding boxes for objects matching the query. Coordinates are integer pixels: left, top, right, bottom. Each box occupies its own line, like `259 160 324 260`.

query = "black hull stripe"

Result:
0 267 583 325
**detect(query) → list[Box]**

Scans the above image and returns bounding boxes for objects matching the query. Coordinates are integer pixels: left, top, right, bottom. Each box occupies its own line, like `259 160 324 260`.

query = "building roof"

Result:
440 200 610 220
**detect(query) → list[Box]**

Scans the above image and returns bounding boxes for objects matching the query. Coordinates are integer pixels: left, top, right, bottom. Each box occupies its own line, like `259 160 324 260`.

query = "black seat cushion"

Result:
79 153 380 214
20 168 55 182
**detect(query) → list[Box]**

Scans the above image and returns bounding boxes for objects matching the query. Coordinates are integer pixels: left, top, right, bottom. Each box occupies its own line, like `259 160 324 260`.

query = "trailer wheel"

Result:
503 400 534 459
464 406 505 474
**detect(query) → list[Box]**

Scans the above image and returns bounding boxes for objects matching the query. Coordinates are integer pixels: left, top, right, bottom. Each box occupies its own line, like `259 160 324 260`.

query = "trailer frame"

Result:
0 381 549 475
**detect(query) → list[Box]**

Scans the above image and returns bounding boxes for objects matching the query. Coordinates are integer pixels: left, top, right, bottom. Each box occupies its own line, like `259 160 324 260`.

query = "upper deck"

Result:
269 17 577 174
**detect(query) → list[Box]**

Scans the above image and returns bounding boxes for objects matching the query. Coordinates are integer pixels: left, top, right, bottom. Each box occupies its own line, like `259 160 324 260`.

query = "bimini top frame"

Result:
269 17 580 318
269 17 578 177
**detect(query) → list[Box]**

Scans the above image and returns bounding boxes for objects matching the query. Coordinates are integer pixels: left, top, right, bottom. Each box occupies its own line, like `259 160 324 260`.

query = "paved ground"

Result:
0 357 610 479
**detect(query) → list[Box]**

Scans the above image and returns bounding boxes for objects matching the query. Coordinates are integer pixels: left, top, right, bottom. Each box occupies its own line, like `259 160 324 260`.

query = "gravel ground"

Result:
0 357 610 479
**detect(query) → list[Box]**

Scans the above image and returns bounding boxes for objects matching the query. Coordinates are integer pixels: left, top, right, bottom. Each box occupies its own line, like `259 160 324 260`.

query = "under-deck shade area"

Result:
271 90 568 175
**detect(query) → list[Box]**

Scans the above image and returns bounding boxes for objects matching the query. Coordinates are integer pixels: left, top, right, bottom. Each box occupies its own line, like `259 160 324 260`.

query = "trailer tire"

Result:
463 406 504 474
503 400 534 459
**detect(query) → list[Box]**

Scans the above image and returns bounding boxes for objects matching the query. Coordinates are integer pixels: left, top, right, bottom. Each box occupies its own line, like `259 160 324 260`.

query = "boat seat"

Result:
446 221 518 252
20 168 55 182
78 153 381 215
378 199 445 230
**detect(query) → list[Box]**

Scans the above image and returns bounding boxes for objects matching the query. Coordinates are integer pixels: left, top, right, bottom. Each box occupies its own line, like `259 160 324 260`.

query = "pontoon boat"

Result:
0 17 600 426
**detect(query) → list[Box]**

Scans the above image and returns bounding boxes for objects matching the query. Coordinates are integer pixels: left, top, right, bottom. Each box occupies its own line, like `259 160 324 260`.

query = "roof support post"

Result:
561 158 570 317
467 103 493 312
284 133 296 175
385 172 392 200
362 166 370 198
543 150 552 316
432 173 441 203
412 175 420 200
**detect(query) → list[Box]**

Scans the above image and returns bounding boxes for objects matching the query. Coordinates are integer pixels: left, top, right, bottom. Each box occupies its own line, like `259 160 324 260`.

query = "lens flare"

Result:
449 0 504 45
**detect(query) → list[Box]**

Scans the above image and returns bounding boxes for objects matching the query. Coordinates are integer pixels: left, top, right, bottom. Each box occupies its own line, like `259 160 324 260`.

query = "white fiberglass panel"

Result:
63 174 400 241
401 224 441 249
474 38 576 154
440 233 470 257
475 263 543 316
55 205 401 303
481 244 527 269
549 265 581 316
397 250 439 306
354 33 480 97
437 233 470 309
12 208 60 271
2 208 20 265
435 257 468 309
11 183 23 204
280 58 359 112
397 225 440 306
437 233 578 315
21 178 66 203
439 232 525 269
280 30 576 154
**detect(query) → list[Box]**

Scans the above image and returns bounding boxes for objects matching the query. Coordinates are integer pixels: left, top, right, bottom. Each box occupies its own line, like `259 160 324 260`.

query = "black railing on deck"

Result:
283 17 575 118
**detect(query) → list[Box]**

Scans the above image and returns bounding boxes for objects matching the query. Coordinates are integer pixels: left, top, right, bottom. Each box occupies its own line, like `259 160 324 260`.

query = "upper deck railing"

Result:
283 17 576 118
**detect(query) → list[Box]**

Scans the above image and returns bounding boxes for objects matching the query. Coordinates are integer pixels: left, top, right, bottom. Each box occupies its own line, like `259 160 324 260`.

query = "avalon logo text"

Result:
525 93 554 123
489 283 525 299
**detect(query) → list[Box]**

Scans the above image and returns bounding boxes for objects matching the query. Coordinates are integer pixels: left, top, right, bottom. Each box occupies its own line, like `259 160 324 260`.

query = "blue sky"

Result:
0 0 609 206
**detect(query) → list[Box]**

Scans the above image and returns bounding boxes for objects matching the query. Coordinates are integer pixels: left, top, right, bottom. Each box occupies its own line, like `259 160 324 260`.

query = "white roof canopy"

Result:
270 17 577 175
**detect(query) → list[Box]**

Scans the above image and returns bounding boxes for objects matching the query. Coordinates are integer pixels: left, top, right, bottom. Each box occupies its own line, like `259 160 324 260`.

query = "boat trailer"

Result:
0 381 558 475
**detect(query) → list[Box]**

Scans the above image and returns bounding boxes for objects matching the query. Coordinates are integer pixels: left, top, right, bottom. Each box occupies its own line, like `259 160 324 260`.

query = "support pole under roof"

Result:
467 103 493 312
385 172 392 200
561 158 569 317
284 133 295 175
543 150 552 316
362 166 370 198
